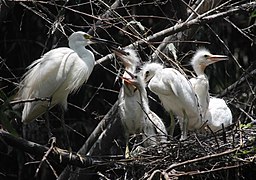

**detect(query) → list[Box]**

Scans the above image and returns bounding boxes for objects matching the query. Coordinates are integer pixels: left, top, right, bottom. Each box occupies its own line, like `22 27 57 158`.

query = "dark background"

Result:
0 0 255 179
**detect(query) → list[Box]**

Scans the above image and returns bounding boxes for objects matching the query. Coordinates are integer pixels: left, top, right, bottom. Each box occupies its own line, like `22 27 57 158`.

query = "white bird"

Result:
123 71 168 146
18 31 117 123
205 97 232 132
141 62 202 140
190 48 229 119
115 49 167 158
189 48 232 131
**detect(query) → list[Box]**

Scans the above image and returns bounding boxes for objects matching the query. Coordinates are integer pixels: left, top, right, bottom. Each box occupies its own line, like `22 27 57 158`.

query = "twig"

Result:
168 162 248 177
10 97 51 105
165 147 240 172
34 137 56 178
95 2 256 67
218 68 256 97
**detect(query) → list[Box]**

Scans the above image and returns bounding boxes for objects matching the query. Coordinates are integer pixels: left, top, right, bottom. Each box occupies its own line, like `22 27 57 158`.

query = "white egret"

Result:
141 62 202 140
115 49 167 158
18 31 117 123
189 48 232 131
189 48 229 119
122 71 168 146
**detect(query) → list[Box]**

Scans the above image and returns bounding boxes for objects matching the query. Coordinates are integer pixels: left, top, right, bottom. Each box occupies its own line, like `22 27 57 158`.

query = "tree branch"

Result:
0 129 98 168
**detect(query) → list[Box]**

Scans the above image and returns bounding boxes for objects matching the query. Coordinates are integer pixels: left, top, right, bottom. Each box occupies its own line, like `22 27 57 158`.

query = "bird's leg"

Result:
180 110 188 140
169 111 175 138
60 108 71 151
125 140 130 159
46 97 53 139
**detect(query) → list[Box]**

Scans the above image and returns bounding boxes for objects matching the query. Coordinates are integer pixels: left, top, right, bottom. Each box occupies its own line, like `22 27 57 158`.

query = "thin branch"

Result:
95 2 256 67
165 147 240 172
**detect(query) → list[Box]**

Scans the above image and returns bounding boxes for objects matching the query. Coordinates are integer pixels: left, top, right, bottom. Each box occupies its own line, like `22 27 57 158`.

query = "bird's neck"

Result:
138 88 150 113
193 64 206 77
71 45 95 64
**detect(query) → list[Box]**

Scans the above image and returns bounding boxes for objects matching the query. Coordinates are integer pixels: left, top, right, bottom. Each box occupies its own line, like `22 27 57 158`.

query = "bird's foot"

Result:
130 146 145 158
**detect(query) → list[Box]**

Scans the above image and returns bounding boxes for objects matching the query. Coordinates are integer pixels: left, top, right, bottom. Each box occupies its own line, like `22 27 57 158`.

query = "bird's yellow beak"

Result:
208 54 228 62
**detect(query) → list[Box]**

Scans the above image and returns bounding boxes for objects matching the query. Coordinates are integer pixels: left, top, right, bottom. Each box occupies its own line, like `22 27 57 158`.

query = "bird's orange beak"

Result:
208 54 228 62
120 70 136 84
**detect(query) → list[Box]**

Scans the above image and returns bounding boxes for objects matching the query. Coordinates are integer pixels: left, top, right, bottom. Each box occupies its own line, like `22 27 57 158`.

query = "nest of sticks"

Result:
98 123 256 179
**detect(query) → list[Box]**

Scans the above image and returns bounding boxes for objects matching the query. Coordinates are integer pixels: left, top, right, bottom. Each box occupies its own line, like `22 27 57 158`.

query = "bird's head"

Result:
191 48 228 74
121 70 145 96
141 62 164 83
113 48 141 72
68 31 119 48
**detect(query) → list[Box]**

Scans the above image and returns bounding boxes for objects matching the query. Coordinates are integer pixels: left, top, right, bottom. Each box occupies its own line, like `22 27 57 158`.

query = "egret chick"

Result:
190 48 228 119
141 62 202 140
116 49 167 158
122 71 168 146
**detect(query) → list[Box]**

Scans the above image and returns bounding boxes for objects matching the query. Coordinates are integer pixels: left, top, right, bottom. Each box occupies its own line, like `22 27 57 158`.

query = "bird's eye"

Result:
204 54 209 58
145 71 149 76
134 75 137 79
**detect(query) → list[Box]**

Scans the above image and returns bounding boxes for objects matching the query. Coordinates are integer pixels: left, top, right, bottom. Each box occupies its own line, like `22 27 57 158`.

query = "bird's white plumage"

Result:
118 49 144 135
18 31 96 123
189 48 212 119
205 97 232 132
117 49 167 152
141 62 202 140
189 48 230 130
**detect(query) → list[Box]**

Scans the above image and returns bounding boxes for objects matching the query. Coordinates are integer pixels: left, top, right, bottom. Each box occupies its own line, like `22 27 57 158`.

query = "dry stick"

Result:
95 2 256 68
168 162 248 177
165 147 240 172
0 129 97 168
10 97 51 105
34 137 56 178
97 0 144 40
206 24 243 70
224 17 254 44
87 0 123 35
82 83 103 111
218 68 256 97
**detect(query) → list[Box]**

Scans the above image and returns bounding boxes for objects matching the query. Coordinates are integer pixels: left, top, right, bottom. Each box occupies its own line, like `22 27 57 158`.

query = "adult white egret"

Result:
115 49 167 158
189 48 232 131
205 97 232 132
189 48 229 119
141 62 202 140
18 31 118 123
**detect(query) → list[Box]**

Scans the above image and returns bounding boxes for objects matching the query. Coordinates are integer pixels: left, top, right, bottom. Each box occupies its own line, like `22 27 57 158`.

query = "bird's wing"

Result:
19 47 75 99
161 68 190 98
206 97 232 131
148 111 168 137
19 47 81 123
148 69 178 96
189 77 197 89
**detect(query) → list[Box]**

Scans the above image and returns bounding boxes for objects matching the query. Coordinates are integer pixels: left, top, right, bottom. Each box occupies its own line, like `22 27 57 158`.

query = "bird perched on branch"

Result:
141 62 202 140
18 31 118 123
115 49 167 158
189 48 232 131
